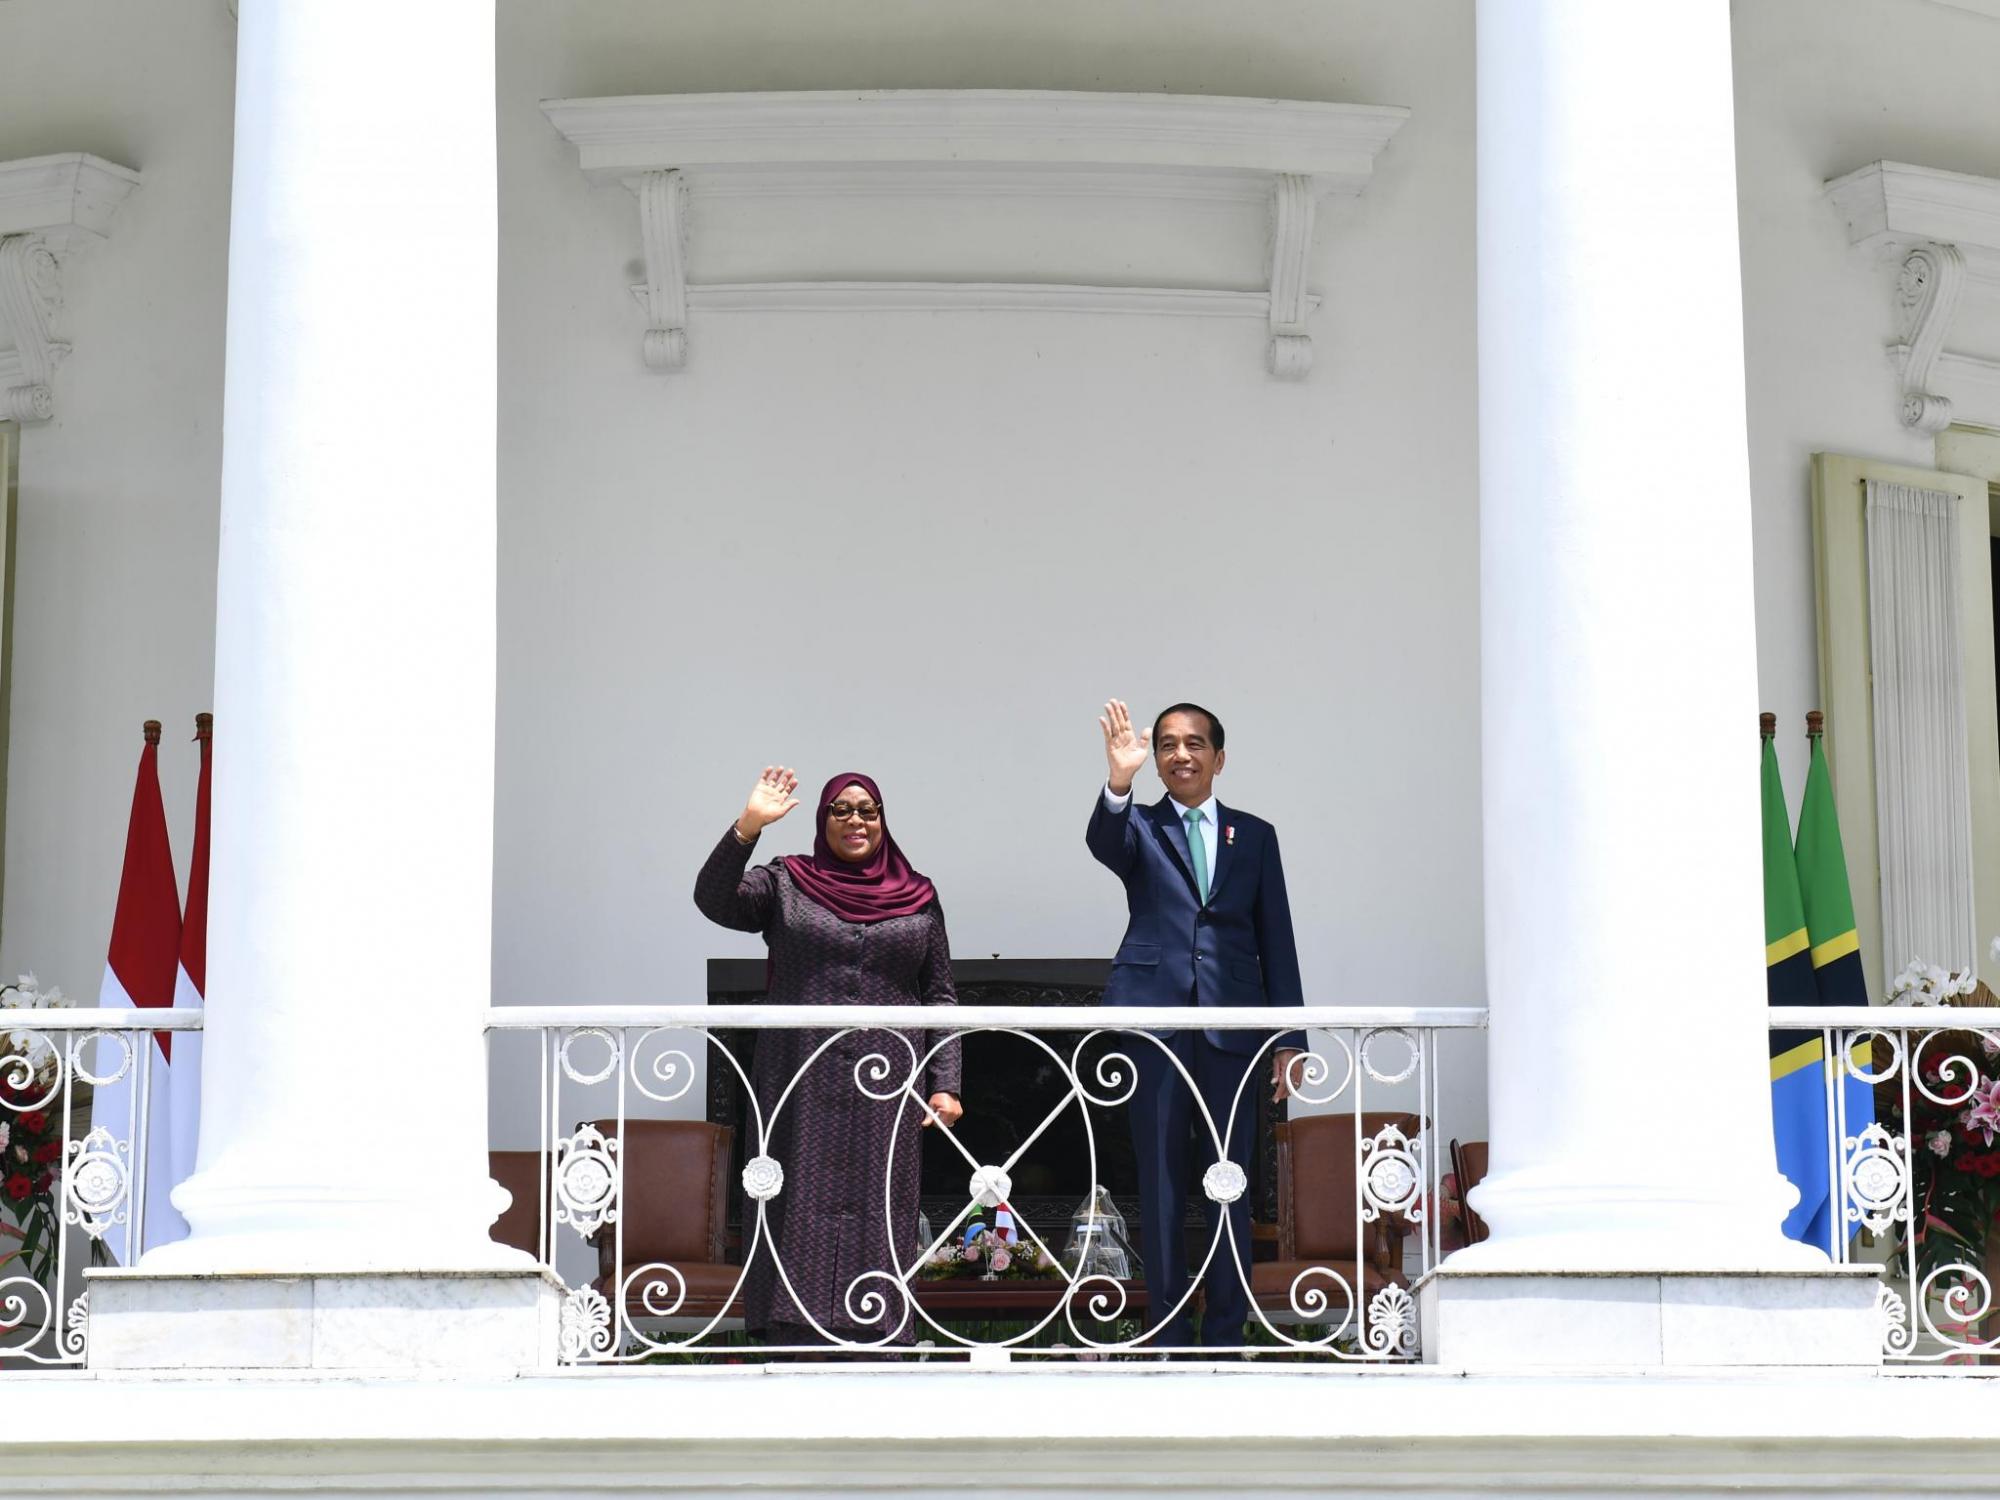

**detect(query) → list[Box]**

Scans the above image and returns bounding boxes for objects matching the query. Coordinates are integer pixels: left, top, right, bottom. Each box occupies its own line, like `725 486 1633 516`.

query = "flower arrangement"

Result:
919 1227 1062 1281
0 974 70 1292
1875 942 2000 1291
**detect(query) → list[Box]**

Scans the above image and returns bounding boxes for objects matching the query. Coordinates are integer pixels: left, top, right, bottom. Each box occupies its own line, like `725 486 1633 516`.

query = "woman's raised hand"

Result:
1099 699 1151 795
737 766 800 840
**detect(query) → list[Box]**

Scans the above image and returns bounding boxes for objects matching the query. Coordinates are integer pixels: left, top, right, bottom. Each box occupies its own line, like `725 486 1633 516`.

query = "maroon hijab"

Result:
779 772 937 924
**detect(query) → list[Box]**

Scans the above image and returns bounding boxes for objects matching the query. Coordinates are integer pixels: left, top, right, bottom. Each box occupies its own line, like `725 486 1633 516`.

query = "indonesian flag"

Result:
166 714 211 1228
91 721 187 1257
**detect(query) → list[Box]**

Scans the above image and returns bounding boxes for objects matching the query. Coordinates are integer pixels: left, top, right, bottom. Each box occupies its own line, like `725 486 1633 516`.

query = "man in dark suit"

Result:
1087 699 1304 1349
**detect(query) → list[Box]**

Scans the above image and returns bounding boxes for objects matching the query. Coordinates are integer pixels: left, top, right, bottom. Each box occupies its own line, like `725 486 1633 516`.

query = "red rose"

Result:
32 1140 60 1165
33 1170 50 1195
4 1173 31 1201
17 1110 47 1135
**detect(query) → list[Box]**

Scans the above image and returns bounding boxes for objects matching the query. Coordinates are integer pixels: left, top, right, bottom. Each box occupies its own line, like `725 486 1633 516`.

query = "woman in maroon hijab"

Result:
695 766 962 1349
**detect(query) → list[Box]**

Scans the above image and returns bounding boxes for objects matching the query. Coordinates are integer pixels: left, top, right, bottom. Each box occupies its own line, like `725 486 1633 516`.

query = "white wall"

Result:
0 0 233 991
1735 0 2000 796
3 0 1998 1175
487 0 1486 1149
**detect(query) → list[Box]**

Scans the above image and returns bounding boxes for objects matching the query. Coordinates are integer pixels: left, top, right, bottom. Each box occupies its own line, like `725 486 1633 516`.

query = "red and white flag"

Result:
166 713 211 1225
92 720 187 1257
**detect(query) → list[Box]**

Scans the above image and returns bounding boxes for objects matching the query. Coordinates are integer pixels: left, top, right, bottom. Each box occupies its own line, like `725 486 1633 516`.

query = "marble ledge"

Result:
83 1266 564 1373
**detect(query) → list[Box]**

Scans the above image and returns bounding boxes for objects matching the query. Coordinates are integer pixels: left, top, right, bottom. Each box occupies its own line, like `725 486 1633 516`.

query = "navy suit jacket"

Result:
1086 792 1306 1055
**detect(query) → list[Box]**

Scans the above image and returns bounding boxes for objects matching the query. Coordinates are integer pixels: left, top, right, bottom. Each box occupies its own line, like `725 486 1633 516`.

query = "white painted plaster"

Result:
0 0 1994 1291
1 1364 1998 1496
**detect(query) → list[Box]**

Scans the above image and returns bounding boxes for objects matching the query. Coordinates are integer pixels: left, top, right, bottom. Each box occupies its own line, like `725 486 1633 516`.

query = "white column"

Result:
1463 0 1817 1272
146 0 513 1273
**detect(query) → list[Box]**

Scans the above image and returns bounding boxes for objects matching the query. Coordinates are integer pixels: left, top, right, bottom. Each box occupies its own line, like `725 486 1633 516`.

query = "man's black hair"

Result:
1152 702 1225 752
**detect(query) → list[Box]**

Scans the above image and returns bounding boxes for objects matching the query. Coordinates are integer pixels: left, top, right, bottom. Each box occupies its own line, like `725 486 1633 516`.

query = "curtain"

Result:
1865 478 1977 981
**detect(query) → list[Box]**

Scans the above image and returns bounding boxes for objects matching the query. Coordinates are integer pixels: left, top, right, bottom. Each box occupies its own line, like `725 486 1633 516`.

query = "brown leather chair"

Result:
588 1119 743 1324
488 1149 546 1259
1449 1138 1491 1245
1250 1110 1422 1322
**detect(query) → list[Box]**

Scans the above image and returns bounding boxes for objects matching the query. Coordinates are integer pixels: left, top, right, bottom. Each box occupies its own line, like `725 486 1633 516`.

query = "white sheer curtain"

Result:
1865 478 1977 982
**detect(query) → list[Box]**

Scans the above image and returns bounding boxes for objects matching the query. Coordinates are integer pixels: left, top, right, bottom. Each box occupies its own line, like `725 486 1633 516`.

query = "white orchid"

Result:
1888 956 1980 1007
1 972 68 1013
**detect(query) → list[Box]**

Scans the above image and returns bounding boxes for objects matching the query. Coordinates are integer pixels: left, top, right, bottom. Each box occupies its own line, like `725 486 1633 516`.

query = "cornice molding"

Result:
637 282 1320 319
543 90 1409 188
544 90 1408 381
0 154 141 423
1825 161 2000 435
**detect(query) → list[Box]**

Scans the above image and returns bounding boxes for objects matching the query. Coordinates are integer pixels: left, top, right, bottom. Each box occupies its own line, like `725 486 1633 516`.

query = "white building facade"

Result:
3 0 2000 1494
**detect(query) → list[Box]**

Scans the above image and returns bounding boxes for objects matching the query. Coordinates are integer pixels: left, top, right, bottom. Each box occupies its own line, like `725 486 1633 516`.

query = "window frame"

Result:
1811 447 2000 997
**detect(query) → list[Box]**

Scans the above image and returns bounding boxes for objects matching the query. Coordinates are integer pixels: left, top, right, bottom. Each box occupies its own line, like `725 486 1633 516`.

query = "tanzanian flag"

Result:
1763 719 1832 1248
1790 718 1875 1248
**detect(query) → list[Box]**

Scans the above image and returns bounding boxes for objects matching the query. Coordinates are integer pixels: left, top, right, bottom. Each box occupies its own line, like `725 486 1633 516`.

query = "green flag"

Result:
1778 713 1874 1251
1762 722 1813 1008
1763 717 1828 1248
1796 720 1867 1008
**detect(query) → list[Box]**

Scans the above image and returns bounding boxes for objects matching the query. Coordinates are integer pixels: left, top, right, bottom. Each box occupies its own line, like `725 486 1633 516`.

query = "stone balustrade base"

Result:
1417 1266 1884 1370
83 1267 562 1372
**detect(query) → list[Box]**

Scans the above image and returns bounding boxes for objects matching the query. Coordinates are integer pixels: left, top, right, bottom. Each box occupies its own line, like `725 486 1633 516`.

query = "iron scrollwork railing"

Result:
1786 1004 2000 1367
0 1008 199 1366
489 1003 1481 1364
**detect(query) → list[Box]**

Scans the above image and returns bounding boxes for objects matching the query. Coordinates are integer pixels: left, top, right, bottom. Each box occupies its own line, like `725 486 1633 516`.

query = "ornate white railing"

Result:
485 1004 1483 1364
18 1005 1988 1370
1787 1005 2000 1368
0 1008 199 1366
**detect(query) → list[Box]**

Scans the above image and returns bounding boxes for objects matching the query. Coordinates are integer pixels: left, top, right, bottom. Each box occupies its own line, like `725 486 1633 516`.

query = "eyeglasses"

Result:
827 802 883 823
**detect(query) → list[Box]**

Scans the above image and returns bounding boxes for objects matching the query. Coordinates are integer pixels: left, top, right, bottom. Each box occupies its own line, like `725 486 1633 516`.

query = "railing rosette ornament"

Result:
552 1122 619 1240
1202 1160 1247 1204
61 1125 130 1240
1361 1123 1423 1222
1843 1121 1908 1235
741 1154 784 1201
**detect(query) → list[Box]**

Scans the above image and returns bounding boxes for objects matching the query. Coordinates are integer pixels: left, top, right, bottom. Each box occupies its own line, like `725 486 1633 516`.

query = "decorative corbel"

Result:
0 234 66 423
545 93 1409 382
638 170 689 371
1893 241 1966 433
1266 173 1315 380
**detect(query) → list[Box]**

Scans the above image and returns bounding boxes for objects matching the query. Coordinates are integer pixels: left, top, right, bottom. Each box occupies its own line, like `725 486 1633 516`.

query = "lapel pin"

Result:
1225 825 1235 846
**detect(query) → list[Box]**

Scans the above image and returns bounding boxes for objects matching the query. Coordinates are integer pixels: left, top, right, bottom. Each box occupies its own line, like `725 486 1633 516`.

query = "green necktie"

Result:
1184 807 1209 904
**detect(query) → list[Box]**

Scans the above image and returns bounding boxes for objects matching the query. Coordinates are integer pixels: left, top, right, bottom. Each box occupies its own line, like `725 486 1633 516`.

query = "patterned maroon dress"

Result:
696 828 961 1345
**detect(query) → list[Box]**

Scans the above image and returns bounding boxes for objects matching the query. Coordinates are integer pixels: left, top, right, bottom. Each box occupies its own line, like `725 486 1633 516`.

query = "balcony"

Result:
5 1003 1997 1372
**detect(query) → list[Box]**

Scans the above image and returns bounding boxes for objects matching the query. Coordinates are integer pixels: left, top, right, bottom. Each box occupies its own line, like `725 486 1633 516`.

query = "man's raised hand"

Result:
1099 699 1150 795
737 766 800 840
